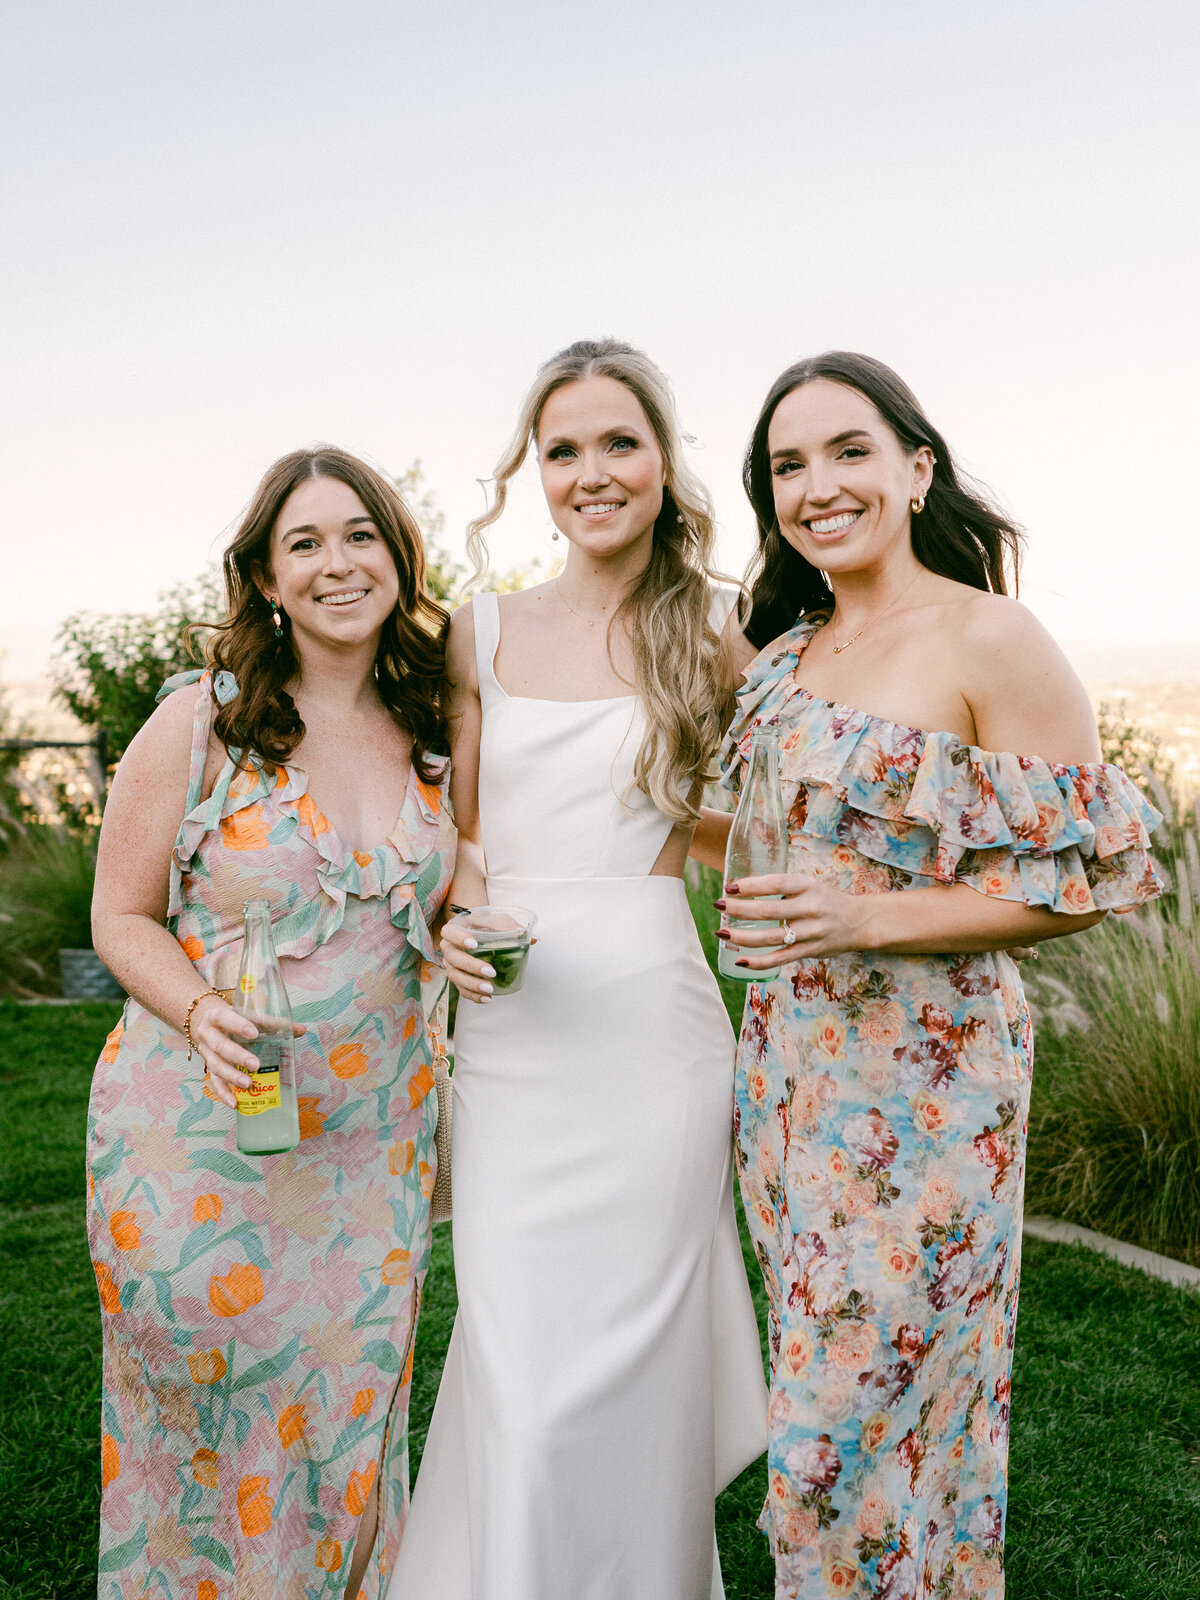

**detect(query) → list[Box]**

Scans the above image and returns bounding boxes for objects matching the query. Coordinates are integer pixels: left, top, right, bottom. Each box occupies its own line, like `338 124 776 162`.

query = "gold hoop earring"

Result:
910 494 926 515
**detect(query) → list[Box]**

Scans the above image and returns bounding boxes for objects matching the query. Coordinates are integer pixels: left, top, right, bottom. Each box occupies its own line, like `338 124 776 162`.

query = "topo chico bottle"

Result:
233 899 301 1155
718 724 790 985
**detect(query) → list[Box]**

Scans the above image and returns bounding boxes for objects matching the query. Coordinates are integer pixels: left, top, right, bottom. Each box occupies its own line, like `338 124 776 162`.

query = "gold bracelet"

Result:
184 988 230 1060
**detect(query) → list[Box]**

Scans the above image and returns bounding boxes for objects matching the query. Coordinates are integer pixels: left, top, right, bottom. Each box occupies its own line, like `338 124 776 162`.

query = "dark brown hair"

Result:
206 446 449 778
742 351 1024 649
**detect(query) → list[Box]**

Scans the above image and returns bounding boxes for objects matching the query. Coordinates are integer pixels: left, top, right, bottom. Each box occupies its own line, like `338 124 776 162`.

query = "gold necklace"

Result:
830 570 923 655
555 578 615 626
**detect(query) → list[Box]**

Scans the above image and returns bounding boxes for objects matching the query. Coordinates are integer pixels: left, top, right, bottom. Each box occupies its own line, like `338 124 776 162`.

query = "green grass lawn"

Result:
3 1002 1200 1599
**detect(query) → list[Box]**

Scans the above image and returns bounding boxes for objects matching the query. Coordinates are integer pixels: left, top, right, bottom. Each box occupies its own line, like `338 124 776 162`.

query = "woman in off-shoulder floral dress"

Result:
698 354 1161 1600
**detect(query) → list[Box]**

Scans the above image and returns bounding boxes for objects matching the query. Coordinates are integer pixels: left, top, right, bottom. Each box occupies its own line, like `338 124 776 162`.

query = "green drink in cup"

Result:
455 905 538 995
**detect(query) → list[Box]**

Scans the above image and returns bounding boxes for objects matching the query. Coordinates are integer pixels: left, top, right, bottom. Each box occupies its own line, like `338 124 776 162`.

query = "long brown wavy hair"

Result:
205 446 450 779
742 351 1025 648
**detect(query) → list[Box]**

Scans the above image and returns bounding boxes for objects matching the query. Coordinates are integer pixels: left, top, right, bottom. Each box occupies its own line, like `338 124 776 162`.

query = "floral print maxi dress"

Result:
87 669 455 1600
720 621 1161 1600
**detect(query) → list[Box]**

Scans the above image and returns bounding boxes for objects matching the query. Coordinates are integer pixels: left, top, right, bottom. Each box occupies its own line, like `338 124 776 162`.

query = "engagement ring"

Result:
782 920 799 945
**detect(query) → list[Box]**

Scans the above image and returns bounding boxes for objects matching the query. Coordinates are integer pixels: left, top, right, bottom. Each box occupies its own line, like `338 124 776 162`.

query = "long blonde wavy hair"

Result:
466 339 738 823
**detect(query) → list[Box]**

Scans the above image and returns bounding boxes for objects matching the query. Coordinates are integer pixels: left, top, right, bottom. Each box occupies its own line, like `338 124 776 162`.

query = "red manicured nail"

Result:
716 929 730 941
714 899 726 911
725 882 740 894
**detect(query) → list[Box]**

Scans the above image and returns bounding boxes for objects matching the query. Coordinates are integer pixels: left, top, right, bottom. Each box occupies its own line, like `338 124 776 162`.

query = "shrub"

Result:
1024 902 1200 1266
51 569 222 764
0 822 99 996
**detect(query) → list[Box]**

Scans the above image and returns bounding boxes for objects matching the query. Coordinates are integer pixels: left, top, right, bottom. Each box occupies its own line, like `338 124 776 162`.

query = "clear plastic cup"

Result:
454 905 538 995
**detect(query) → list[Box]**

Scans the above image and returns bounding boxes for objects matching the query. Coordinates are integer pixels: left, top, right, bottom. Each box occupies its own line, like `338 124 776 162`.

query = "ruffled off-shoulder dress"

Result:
86 669 455 1600
720 620 1161 1600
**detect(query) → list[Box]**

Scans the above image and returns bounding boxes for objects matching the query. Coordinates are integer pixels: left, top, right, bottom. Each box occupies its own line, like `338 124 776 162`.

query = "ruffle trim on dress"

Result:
719 620 1164 915
158 669 449 959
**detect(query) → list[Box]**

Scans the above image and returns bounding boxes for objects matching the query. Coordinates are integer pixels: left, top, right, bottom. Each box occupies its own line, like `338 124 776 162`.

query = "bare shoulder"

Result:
446 602 479 693
122 681 202 772
498 579 557 616
952 591 1100 763
722 617 760 680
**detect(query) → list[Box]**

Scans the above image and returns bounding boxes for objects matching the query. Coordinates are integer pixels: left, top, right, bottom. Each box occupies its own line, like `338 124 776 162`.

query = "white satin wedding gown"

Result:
388 590 766 1600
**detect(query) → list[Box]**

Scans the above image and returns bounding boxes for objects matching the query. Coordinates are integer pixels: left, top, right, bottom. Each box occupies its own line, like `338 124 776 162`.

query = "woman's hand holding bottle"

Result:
188 993 305 1108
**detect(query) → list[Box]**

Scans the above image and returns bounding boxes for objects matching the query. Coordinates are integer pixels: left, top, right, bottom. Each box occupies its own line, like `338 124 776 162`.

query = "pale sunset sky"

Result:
3 0 1198 682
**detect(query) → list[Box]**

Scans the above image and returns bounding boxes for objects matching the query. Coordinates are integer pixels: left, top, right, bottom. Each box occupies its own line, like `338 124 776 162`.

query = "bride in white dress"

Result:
387 340 766 1600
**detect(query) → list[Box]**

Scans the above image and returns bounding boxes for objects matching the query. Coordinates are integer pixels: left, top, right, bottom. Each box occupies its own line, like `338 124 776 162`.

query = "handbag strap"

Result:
426 981 450 1070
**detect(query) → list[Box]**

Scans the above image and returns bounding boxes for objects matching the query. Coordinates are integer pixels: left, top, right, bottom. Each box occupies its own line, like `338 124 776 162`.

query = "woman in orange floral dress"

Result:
87 447 455 1600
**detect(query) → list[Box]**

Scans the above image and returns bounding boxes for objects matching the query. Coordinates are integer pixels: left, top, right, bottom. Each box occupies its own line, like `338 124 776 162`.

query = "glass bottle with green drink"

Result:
233 899 301 1154
718 725 790 984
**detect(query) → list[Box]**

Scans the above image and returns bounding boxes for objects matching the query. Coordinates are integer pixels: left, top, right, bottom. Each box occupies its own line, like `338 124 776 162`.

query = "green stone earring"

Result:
270 600 284 638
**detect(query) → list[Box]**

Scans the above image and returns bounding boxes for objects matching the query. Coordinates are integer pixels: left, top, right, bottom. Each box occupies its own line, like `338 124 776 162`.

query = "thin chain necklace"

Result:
830 570 923 655
555 578 616 626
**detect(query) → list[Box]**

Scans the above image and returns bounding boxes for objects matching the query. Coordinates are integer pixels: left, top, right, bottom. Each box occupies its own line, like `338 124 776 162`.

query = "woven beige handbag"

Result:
429 988 453 1225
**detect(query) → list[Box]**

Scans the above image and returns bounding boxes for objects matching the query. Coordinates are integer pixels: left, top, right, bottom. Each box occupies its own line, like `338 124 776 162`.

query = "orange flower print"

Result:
861 1410 891 1452
192 1447 219 1487
401 1338 416 1387
314 1538 343 1572
220 804 269 851
208 1262 264 1318
388 1140 415 1175
408 1061 435 1108
781 1327 814 1378
811 1013 847 1061
418 1160 434 1199
353 849 373 868
277 1403 307 1448
237 1473 275 1537
297 1095 327 1140
198 1582 219 1600
827 1320 879 1373
100 1021 124 1064
329 1042 370 1080
403 1013 418 1041
192 1193 223 1225
381 1249 410 1286
109 1210 141 1251
821 1544 859 1596
187 1348 227 1384
910 1090 950 1136
417 776 443 816
93 1261 122 1314
344 1460 377 1517
350 1388 375 1419
1061 875 1094 912
180 934 205 961
295 792 332 836
101 1433 120 1486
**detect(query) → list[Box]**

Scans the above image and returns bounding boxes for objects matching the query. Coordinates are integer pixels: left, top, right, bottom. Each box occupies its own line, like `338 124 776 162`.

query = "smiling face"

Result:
260 474 401 652
536 374 666 561
767 379 934 578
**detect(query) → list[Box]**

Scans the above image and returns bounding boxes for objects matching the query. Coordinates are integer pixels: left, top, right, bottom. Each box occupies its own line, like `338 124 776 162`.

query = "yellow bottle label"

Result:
236 1069 281 1115
239 974 257 995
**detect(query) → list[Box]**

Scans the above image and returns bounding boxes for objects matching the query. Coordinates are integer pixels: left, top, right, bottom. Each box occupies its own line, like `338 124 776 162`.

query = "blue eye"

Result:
610 436 637 452
547 445 576 460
